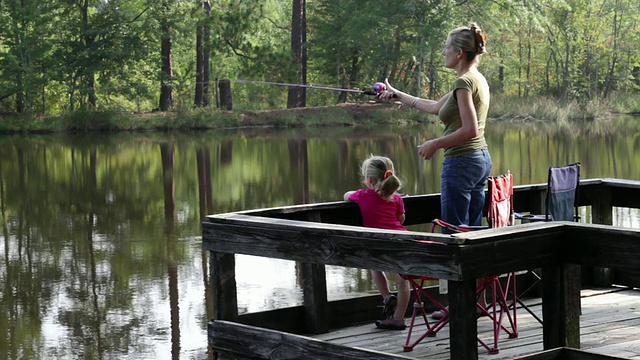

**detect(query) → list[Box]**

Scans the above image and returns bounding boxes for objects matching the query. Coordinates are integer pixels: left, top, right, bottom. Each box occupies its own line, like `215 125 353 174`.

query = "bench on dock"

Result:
202 178 640 360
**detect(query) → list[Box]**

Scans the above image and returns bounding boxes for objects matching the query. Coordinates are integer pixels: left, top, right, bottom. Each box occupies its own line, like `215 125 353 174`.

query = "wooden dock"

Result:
314 287 640 359
203 178 640 360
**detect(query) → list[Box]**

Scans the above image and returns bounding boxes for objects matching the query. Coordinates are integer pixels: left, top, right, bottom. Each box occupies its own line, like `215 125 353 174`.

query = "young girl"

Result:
343 155 409 330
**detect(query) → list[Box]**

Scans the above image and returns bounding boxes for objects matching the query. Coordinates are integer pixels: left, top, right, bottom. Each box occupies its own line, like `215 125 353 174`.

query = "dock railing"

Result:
202 178 640 360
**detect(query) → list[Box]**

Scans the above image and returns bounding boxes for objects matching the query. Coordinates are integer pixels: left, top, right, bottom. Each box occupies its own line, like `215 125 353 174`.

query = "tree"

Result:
0 0 56 113
159 0 174 111
195 1 212 107
287 0 306 108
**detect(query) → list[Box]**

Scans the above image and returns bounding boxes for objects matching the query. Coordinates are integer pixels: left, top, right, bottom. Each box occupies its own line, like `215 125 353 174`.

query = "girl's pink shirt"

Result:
348 189 406 230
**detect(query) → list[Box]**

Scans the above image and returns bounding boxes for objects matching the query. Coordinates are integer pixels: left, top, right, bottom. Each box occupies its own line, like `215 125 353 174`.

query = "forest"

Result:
0 0 639 115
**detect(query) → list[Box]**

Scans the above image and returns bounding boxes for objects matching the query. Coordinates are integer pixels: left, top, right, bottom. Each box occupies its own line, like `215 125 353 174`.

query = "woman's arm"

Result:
380 79 450 115
417 88 479 160
412 92 451 115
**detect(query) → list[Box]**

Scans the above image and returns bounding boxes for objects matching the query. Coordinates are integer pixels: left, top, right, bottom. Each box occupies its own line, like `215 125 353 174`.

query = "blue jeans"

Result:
440 149 492 229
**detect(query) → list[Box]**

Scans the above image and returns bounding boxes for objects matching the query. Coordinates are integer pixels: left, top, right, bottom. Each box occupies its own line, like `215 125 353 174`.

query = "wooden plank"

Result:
513 347 627 359
209 320 414 360
564 223 640 269
216 178 639 222
401 193 442 226
204 212 459 244
312 289 640 360
203 217 566 281
203 216 465 280
452 223 563 278
236 286 446 333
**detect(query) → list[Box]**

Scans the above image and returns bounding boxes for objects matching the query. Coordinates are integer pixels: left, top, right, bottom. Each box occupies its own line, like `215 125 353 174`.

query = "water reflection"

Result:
0 119 639 359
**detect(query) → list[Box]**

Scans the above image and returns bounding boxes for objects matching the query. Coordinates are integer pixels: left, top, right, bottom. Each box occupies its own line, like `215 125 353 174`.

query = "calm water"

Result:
1 118 639 359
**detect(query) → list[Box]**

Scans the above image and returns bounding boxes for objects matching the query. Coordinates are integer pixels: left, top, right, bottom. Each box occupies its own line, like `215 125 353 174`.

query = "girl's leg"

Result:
371 269 390 299
374 274 408 330
393 274 410 321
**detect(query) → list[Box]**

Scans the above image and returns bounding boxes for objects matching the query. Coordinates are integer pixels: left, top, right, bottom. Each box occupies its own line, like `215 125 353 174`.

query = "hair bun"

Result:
469 23 487 55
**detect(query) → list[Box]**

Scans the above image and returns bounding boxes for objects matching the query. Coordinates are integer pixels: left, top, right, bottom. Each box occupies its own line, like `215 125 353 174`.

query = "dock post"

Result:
542 264 580 350
302 211 329 334
210 251 238 322
590 183 613 286
449 279 478 360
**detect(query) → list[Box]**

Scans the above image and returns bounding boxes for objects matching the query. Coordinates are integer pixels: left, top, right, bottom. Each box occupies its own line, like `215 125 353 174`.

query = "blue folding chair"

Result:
515 162 581 324
516 163 581 222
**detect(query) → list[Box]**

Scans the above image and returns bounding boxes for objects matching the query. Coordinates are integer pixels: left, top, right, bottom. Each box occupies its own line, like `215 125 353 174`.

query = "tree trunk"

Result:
602 10 620 99
525 23 532 97
86 73 97 109
15 74 24 113
11 8 24 113
82 0 97 109
195 18 204 106
287 0 306 108
203 1 211 106
159 1 174 111
194 1 211 107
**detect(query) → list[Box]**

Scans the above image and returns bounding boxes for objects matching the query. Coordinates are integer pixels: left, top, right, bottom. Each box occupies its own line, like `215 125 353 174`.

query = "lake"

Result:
1 117 639 359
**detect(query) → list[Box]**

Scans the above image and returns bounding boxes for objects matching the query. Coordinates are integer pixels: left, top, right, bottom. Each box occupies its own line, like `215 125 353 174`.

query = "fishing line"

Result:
227 79 388 96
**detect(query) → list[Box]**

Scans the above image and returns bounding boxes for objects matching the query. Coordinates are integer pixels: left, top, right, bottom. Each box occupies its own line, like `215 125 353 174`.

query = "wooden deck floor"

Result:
314 287 640 359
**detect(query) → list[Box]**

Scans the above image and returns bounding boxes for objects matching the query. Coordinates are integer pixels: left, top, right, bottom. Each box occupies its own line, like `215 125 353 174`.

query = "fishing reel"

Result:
368 82 397 98
360 82 387 96
373 82 386 94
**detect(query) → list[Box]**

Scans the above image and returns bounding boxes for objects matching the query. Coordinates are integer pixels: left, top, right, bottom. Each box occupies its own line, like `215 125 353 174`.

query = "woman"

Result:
379 23 492 318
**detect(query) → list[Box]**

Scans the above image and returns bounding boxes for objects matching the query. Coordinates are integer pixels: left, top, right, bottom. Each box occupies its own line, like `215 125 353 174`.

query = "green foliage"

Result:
0 0 639 114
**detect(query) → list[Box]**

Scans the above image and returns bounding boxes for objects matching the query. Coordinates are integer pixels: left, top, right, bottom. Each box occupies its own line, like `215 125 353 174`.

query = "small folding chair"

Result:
514 163 581 324
400 273 450 352
402 171 518 354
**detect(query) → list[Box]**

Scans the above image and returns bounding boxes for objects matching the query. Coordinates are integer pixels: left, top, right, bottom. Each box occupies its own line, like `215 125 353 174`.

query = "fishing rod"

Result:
229 79 391 96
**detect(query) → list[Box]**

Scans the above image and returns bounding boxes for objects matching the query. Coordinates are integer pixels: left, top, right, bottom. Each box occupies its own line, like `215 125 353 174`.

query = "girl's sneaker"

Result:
382 294 397 319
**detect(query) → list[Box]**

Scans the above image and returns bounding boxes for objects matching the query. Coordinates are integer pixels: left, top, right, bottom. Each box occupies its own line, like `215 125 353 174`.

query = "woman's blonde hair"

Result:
360 154 402 200
448 22 487 62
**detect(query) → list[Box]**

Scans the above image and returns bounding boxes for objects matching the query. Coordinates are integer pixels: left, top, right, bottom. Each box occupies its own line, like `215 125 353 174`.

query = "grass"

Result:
489 91 640 123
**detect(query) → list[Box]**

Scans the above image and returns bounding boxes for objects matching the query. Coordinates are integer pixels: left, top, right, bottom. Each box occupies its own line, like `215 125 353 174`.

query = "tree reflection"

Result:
0 119 638 359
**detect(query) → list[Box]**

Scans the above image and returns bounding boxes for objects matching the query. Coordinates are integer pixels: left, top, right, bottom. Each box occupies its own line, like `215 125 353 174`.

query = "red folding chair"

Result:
401 171 518 354
400 272 449 352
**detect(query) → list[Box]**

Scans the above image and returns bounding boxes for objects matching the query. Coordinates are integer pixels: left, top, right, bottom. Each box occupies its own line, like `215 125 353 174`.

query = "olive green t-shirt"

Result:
437 71 490 157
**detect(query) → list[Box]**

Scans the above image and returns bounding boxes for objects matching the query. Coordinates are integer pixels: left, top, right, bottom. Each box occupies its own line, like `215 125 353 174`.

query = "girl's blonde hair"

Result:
360 154 402 200
448 22 487 62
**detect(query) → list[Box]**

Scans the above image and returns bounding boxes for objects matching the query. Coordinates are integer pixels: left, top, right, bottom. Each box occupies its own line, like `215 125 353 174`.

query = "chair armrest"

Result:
514 212 549 222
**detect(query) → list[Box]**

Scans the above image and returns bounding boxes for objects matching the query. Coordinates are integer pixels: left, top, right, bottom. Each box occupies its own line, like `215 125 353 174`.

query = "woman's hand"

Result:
377 78 399 101
417 139 439 160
